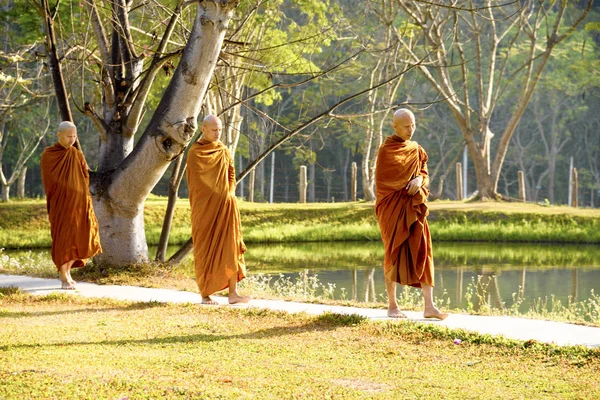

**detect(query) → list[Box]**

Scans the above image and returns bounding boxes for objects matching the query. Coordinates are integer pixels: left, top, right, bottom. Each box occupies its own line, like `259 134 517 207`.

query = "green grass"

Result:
0 291 598 399
1 197 600 248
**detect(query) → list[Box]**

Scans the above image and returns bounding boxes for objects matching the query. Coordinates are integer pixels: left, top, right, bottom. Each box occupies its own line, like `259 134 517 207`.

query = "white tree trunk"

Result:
1 184 9 202
361 160 375 202
93 1 237 266
17 167 26 199
93 200 147 265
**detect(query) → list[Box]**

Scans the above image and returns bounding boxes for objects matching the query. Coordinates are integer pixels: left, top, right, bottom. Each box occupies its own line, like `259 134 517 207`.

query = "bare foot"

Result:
201 296 219 305
387 307 407 318
66 271 76 285
424 307 448 320
61 281 76 290
228 293 251 304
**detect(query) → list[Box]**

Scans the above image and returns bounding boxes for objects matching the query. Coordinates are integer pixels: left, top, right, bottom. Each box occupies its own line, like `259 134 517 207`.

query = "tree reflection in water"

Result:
244 241 598 311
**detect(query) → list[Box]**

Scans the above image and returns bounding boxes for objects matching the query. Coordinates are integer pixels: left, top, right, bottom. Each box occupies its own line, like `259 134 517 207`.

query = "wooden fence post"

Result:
518 170 526 202
571 167 578 208
299 165 307 203
351 162 357 202
456 162 463 200
249 168 255 202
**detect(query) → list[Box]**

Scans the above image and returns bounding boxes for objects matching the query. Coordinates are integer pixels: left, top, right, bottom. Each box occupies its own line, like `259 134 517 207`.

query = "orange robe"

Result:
41 143 102 269
187 139 246 297
375 135 433 288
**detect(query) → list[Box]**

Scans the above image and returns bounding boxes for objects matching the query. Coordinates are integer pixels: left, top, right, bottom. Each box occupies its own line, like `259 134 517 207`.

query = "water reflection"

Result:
4 241 599 312
244 241 600 310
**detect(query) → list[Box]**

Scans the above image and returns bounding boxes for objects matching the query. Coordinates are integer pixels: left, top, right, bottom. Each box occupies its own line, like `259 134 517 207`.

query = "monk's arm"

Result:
419 147 430 189
228 162 236 196
78 150 90 180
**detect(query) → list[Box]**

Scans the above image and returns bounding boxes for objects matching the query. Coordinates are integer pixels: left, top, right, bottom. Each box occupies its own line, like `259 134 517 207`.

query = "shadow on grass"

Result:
0 311 368 351
0 302 166 319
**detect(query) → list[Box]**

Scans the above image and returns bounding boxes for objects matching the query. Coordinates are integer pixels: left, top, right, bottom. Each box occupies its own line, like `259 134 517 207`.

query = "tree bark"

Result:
91 1 238 266
41 0 72 123
1 184 9 202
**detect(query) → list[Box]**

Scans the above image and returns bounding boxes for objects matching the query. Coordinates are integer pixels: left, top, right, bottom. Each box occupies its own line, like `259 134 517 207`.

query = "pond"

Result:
4 241 600 313
238 241 600 312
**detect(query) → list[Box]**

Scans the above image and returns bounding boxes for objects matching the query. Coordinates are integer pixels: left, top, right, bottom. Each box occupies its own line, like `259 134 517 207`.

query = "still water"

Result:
5 241 599 311
239 241 600 310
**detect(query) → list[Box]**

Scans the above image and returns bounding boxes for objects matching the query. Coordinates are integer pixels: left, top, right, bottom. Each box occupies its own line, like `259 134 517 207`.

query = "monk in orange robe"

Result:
187 115 249 305
375 109 447 320
41 121 102 290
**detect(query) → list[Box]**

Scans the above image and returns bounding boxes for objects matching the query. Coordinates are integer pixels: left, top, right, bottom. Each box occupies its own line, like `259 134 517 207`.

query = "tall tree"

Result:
504 26 600 203
33 0 239 266
398 0 592 199
0 3 52 201
357 0 412 201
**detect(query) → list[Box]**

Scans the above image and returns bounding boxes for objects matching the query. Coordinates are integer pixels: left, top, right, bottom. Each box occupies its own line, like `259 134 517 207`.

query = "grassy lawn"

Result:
1 197 600 248
1 289 598 399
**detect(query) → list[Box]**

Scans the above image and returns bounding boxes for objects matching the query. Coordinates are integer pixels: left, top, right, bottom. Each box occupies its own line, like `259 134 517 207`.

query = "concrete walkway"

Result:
1 274 599 348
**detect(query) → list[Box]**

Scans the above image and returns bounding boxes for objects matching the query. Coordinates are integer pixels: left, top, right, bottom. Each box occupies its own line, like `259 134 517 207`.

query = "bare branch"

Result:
85 0 115 107
126 0 185 134
237 57 426 182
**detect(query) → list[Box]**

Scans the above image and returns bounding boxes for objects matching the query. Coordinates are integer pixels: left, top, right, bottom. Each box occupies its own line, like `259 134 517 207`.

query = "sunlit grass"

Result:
2 198 600 248
0 292 598 399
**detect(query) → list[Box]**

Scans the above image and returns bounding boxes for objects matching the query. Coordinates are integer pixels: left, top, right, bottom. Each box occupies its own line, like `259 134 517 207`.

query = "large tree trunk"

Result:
91 1 237 266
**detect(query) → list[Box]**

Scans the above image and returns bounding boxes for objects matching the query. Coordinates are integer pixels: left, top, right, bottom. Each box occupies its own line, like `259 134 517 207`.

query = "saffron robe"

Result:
374 135 434 288
187 139 246 296
41 143 102 269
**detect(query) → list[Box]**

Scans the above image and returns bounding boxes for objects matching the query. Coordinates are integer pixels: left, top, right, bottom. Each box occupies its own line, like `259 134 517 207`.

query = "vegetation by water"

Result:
0 290 598 399
2 247 599 326
1 198 600 249
243 241 600 273
2 198 599 325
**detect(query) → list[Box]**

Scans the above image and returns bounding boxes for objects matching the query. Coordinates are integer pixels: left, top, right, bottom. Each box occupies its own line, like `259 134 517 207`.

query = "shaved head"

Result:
392 108 416 141
58 121 76 133
201 114 222 143
57 121 77 148
393 108 414 121
203 114 221 126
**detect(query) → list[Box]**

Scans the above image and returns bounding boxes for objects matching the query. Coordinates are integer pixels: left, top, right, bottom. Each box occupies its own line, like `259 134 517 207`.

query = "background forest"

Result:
1 0 599 207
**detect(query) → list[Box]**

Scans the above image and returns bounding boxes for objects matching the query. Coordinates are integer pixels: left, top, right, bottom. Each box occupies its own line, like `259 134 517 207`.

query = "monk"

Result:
40 121 102 290
375 108 447 320
187 115 250 305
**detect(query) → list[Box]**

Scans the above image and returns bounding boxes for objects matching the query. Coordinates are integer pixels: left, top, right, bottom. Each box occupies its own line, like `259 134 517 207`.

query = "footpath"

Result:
1 274 599 348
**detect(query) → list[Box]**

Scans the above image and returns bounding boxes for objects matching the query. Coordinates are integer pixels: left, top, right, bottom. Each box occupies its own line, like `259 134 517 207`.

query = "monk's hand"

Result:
406 176 423 196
